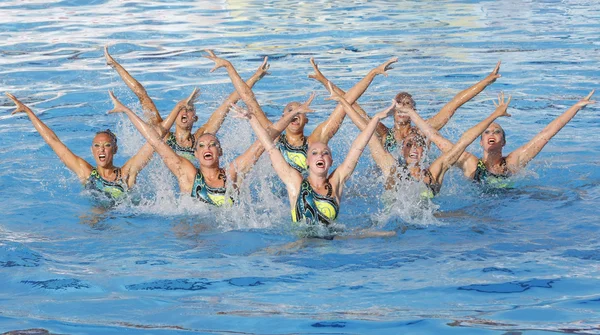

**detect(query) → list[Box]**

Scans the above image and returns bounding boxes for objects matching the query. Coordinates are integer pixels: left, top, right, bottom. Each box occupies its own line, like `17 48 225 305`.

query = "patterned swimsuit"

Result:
276 133 308 173
85 168 128 200
190 169 232 206
292 179 339 226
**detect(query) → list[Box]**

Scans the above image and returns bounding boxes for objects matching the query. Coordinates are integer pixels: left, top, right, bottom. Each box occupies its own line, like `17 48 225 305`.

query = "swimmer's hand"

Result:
575 90 595 108
229 103 253 120
185 87 201 108
5 93 30 115
492 91 511 118
486 61 502 83
324 81 344 102
104 45 116 68
373 57 399 77
204 49 230 73
293 92 316 114
391 98 416 116
166 88 200 121
107 91 130 114
256 56 270 78
375 100 402 120
308 58 325 82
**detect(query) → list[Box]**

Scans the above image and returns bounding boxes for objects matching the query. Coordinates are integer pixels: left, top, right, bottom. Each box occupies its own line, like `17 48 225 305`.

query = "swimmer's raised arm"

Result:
327 94 394 190
6 93 92 183
112 89 199 188
308 57 398 144
326 83 397 177
105 45 161 124
205 50 272 130
426 61 501 130
108 91 197 191
228 100 314 187
196 56 271 137
505 90 595 173
231 105 303 198
424 92 511 185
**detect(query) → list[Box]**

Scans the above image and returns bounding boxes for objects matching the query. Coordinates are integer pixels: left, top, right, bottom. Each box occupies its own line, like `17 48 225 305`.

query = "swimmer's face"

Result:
307 142 333 175
283 102 308 134
402 133 425 165
176 106 197 130
480 123 505 152
195 134 222 167
91 133 117 167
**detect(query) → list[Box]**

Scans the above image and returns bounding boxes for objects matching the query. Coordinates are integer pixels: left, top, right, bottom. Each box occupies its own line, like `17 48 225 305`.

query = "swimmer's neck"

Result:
308 173 329 189
96 165 120 181
200 165 224 181
174 128 193 142
482 149 504 167
285 130 305 145
393 122 412 137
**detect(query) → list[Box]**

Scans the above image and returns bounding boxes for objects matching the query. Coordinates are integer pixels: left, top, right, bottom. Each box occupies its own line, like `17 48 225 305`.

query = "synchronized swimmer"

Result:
6 48 596 237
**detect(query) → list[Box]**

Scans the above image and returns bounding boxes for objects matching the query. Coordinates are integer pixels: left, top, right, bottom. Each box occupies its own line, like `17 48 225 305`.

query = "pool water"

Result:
1 1 599 334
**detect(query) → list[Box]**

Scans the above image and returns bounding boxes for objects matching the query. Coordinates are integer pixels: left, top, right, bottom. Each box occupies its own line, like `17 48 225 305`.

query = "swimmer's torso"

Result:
85 168 128 200
292 178 339 225
473 159 512 188
166 133 197 162
276 133 308 173
190 169 232 206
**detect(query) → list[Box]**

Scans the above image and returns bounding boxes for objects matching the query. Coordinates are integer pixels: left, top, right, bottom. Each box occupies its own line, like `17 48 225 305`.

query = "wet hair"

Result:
95 129 117 145
394 92 416 108
405 129 426 148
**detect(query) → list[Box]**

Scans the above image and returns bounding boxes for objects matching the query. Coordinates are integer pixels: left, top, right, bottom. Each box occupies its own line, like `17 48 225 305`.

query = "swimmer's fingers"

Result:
375 56 399 77
302 92 316 107
324 81 342 101
107 90 126 114
104 44 116 67
229 103 252 119
392 99 413 115
494 93 511 118
257 56 270 76
204 49 227 72
577 90 596 107
185 87 201 106
308 57 324 80
489 60 502 80
5 92 27 114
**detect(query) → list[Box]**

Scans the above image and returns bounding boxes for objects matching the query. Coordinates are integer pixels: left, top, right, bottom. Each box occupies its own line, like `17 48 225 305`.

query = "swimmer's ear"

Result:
193 115 198 122
218 147 223 156
113 144 118 154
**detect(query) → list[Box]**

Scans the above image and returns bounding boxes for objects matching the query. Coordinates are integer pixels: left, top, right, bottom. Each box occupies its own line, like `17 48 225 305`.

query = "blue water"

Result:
1 1 599 334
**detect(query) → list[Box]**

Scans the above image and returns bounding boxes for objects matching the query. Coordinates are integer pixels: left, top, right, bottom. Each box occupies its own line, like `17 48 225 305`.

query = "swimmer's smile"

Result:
315 159 325 168
181 115 188 123
98 154 107 161
203 152 214 160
